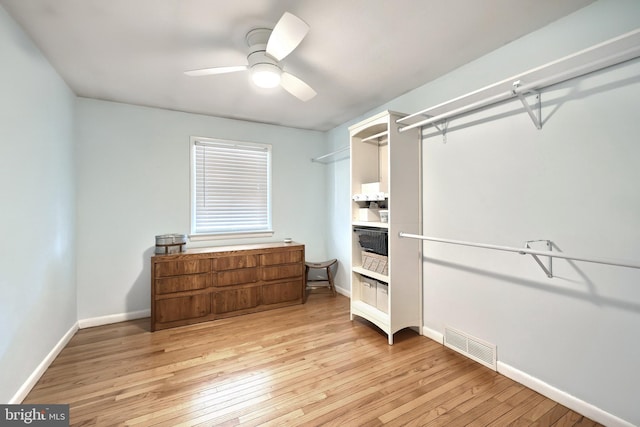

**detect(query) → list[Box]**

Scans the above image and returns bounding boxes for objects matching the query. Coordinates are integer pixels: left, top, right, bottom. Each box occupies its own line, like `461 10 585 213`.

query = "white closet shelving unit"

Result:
349 110 422 344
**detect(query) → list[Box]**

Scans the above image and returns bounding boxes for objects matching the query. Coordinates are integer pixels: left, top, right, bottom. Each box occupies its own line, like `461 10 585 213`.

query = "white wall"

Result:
75 98 328 320
324 130 351 294
0 5 77 403
327 0 640 425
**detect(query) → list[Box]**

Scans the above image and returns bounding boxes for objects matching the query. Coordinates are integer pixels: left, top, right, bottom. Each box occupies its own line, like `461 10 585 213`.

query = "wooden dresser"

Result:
151 242 305 331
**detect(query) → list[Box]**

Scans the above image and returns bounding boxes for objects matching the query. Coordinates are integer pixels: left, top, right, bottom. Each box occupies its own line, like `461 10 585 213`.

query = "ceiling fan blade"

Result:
281 72 316 101
266 12 310 61
184 65 247 77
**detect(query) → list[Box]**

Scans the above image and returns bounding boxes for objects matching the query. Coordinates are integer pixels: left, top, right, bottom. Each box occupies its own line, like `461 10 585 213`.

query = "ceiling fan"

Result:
185 12 317 102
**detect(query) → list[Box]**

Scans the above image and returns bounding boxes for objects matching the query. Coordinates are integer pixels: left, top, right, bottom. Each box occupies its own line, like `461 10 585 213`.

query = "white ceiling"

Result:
1 0 594 131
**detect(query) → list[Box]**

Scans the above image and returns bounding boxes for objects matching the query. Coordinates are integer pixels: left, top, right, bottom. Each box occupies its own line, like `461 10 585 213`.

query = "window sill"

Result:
189 231 274 241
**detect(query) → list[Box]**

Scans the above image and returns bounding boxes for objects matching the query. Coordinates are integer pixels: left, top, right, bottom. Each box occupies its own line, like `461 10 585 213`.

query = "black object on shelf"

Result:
354 226 388 256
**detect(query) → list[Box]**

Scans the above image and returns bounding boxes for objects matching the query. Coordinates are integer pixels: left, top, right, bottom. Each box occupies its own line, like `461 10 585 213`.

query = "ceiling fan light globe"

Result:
251 64 282 88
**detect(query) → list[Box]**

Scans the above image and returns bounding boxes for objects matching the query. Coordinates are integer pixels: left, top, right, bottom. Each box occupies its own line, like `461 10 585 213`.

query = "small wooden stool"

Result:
305 259 338 301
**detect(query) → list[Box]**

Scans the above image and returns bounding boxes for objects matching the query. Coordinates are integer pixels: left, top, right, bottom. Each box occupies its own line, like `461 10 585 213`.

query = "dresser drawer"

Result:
217 267 258 286
260 264 304 281
216 254 258 271
155 259 210 277
154 293 210 323
262 280 303 305
213 286 259 314
260 250 303 266
155 273 211 295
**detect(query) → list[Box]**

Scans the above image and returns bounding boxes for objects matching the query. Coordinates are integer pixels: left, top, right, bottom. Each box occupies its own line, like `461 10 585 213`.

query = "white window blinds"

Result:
191 137 272 236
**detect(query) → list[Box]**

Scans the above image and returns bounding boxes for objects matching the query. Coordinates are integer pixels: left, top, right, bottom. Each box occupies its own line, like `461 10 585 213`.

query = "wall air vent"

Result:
444 326 497 370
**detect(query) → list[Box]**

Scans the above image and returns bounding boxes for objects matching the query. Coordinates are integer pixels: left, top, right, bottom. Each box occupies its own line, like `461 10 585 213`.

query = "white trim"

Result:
421 325 444 344
78 309 150 329
335 285 351 298
10 322 79 404
497 361 635 427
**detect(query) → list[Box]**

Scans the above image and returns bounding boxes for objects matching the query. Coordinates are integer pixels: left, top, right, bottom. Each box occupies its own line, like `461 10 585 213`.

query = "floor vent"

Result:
444 326 497 370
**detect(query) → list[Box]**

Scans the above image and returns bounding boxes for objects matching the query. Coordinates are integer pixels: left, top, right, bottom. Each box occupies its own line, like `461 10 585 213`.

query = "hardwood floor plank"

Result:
552 410 592 427
421 385 513 427
22 294 603 426
484 388 547 426
572 416 598 427
514 397 563 424
388 373 510 427
532 404 573 426
376 363 488 424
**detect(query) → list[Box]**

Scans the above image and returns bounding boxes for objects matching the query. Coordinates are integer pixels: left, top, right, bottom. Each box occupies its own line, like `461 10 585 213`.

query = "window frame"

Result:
189 136 273 240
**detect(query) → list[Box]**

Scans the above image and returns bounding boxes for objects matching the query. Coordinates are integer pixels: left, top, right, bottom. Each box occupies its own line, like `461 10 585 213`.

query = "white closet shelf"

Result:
352 221 389 229
396 28 640 133
352 266 389 283
351 300 389 327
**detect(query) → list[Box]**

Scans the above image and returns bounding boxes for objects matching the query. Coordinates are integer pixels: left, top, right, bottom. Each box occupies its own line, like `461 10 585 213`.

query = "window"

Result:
190 136 272 238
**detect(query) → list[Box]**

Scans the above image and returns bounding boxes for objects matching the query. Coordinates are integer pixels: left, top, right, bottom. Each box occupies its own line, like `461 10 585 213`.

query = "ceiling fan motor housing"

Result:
246 28 282 88
246 28 281 69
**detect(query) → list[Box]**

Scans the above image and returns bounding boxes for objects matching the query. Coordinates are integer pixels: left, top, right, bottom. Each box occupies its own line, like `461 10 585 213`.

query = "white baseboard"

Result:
10 322 79 404
78 309 151 329
497 361 634 427
335 285 350 298
421 325 444 344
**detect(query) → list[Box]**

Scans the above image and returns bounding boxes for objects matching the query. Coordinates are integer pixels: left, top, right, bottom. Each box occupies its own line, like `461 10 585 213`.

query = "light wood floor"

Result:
25 294 601 426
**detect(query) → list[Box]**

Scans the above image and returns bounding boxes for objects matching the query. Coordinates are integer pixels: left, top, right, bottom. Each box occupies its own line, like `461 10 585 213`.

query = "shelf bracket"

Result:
513 80 542 130
521 239 553 278
421 114 449 143
433 119 449 144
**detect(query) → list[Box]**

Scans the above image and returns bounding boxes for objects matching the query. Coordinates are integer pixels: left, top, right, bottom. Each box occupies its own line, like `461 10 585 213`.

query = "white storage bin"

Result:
376 283 388 313
361 182 380 194
361 277 377 307
358 208 380 222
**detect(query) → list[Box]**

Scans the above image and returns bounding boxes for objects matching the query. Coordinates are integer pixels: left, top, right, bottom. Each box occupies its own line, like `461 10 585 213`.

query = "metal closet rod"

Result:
396 28 640 133
398 232 640 271
311 146 349 163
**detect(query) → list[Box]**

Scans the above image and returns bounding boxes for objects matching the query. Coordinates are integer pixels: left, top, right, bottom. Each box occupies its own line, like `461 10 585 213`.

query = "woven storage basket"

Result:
361 251 388 275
